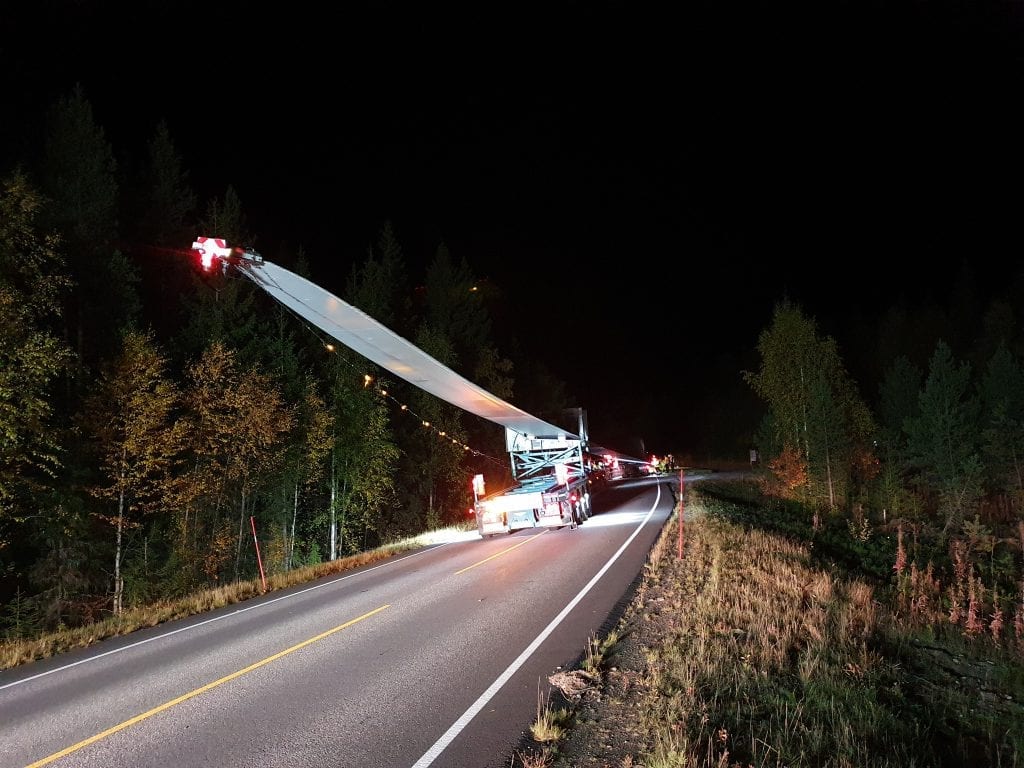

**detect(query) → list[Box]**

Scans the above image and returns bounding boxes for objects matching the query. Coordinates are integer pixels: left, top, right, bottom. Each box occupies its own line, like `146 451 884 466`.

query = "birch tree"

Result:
79 329 184 614
179 341 239 584
283 379 332 570
325 354 399 556
745 300 875 509
226 363 294 581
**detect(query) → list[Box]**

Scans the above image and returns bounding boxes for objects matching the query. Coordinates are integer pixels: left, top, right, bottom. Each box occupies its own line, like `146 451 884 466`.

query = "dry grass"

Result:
638 512 888 765
550 483 1024 767
581 628 620 675
0 528 467 670
512 748 552 768
531 683 572 743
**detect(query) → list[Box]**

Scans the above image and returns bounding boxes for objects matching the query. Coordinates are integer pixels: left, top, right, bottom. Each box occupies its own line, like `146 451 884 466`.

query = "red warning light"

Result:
191 236 231 271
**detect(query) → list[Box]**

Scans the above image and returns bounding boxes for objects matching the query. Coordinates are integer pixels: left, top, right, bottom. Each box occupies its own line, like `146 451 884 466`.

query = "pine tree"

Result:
879 355 922 448
876 355 923 521
39 84 133 371
175 187 265 367
0 172 74 532
137 120 197 248
979 343 1024 499
345 220 411 332
133 119 198 340
404 325 469 530
904 340 983 537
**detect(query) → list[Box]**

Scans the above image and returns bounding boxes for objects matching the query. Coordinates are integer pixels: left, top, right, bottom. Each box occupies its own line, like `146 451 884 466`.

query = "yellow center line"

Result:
455 530 548 575
26 604 391 768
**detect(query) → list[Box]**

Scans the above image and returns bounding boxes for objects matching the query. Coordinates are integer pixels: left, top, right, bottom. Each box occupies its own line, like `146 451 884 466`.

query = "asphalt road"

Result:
0 474 685 768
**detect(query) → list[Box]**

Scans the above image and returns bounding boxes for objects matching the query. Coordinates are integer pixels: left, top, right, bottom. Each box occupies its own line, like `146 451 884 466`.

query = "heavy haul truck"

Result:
473 410 597 537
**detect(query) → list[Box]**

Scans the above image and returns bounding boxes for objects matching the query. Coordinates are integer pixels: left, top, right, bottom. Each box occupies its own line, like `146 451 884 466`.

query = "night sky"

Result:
4 1 1024 458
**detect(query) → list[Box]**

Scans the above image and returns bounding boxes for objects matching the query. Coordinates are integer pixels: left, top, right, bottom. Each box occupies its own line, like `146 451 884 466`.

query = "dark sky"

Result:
4 1 1024 458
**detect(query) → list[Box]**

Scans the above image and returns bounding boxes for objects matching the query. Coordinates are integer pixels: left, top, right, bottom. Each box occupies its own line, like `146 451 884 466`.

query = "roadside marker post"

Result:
250 516 267 592
678 469 685 560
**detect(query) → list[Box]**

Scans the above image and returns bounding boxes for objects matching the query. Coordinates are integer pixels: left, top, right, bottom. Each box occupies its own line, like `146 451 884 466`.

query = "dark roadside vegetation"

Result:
519 476 1024 768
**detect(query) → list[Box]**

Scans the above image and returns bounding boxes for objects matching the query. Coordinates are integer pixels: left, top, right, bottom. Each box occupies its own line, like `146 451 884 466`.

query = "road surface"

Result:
1 474 696 768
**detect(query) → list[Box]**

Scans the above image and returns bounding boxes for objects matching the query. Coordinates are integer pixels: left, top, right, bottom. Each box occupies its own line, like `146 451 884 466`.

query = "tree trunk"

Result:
340 475 348 556
114 486 125 615
824 429 835 510
330 450 337 561
1012 445 1022 492
288 481 299 570
799 364 811 463
235 487 247 581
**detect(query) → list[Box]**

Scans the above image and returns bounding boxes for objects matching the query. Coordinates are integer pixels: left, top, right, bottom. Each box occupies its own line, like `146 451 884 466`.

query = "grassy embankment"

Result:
0 526 474 671
524 478 1024 768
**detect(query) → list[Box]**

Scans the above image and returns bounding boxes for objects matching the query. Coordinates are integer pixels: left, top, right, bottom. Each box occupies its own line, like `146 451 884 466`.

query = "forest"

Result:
0 85 581 634
2 84 1024 655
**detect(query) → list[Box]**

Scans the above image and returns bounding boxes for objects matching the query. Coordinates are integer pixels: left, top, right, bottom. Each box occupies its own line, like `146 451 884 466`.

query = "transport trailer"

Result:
475 474 591 536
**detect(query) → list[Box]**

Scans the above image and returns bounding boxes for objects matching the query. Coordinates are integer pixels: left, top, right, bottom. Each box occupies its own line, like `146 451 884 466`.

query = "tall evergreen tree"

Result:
345 220 411 332
133 119 198 341
0 172 74 539
875 354 924 521
137 120 197 248
422 243 491 359
39 84 134 371
978 343 1024 498
973 298 1018 372
876 301 947 377
397 243 514 526
175 187 264 366
903 340 984 537
403 325 470 529
878 355 922 448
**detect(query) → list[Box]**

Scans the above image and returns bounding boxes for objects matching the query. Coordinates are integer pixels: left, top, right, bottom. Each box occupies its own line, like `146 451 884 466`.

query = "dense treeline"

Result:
3 83 1024 649
746 299 1024 647
0 86 574 634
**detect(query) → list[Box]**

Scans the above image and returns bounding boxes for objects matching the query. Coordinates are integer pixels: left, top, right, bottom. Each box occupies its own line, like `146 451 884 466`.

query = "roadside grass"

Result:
531 683 573 743
0 525 474 670
582 628 620 675
540 479 1024 767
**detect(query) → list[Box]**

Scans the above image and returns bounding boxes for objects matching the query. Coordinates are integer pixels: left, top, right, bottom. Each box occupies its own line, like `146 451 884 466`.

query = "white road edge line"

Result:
411 484 664 768
0 544 450 691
